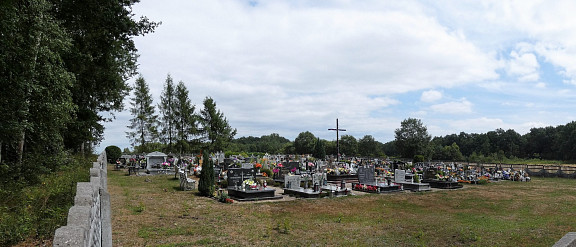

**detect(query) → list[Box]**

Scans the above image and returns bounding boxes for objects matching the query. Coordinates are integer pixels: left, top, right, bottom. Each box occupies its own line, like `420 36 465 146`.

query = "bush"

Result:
105 145 122 163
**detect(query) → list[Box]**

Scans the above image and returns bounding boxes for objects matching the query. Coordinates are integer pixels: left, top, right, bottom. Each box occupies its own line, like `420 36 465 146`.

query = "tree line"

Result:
230 118 576 163
124 74 236 155
0 0 158 186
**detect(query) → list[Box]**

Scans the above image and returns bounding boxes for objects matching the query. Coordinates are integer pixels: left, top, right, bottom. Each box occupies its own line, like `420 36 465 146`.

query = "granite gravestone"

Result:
284 175 301 190
227 168 255 188
358 166 375 185
394 169 406 183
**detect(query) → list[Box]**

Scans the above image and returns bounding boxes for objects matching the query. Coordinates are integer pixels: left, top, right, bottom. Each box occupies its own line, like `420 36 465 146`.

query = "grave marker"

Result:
395 169 406 183
284 175 302 190
227 168 255 188
358 166 376 185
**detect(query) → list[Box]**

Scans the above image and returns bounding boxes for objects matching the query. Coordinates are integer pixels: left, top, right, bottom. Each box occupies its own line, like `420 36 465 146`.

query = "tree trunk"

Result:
18 132 25 163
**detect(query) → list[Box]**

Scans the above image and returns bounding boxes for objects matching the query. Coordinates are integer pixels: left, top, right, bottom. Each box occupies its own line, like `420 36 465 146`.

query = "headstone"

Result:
312 173 325 186
394 169 406 183
241 163 253 169
227 168 255 188
284 175 301 189
214 165 222 179
358 166 375 185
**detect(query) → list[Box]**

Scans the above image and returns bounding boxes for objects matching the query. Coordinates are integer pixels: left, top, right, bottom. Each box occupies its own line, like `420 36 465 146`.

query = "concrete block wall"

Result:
53 152 112 247
554 232 576 247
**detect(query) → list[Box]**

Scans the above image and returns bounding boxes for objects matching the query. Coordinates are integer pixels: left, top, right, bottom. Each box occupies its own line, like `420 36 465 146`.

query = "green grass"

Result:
109 170 576 246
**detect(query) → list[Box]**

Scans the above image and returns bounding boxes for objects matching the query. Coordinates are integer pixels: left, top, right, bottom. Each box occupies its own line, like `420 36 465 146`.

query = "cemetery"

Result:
105 155 576 246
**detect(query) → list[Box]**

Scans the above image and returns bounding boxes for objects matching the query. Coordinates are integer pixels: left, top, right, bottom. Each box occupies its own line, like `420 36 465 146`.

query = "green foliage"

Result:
200 97 237 152
358 135 383 157
294 131 316 154
105 145 122 163
198 152 215 197
231 133 290 153
339 135 358 156
413 155 425 163
0 155 91 246
126 76 159 148
312 137 326 160
395 118 431 159
173 80 197 154
158 74 177 152
57 0 160 152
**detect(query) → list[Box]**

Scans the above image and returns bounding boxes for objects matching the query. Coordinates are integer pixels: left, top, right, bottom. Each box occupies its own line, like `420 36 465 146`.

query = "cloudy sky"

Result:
97 0 576 152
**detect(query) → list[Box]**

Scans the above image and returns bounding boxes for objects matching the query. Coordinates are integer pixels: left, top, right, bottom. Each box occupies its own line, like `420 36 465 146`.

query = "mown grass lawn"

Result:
108 167 576 247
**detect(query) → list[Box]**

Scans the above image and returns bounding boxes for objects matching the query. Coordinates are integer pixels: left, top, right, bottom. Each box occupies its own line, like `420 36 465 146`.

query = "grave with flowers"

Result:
393 169 431 192
352 165 402 193
282 174 326 198
326 162 357 182
421 167 463 189
226 168 282 201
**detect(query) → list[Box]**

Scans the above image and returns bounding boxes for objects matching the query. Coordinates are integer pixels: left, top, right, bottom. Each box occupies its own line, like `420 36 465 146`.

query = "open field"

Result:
108 167 576 246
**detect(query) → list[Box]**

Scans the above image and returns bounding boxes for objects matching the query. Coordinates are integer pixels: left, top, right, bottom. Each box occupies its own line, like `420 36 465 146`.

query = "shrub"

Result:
198 152 215 197
105 145 122 163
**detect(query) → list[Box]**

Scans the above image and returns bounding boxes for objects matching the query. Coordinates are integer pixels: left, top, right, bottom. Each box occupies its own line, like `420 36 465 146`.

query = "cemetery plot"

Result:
282 174 326 198
392 169 431 192
421 167 463 189
352 166 401 193
226 168 282 201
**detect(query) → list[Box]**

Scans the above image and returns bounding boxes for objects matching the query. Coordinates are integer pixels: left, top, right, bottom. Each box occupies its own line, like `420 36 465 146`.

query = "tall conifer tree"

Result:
126 76 158 152
159 74 176 152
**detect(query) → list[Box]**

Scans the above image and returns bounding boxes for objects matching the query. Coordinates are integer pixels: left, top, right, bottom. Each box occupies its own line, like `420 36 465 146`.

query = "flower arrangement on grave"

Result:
254 163 262 169
161 162 170 169
243 179 258 190
290 167 297 174
338 167 350 175
218 192 234 203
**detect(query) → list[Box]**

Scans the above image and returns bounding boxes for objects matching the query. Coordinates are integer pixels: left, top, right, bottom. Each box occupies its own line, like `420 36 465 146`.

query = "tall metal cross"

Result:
328 118 346 161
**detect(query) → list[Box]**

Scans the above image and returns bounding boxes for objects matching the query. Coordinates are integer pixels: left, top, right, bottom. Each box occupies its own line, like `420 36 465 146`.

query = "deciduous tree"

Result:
394 118 431 159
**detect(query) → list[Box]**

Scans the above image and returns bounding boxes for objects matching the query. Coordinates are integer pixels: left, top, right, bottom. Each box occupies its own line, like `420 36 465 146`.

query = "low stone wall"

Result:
53 152 112 247
554 232 576 247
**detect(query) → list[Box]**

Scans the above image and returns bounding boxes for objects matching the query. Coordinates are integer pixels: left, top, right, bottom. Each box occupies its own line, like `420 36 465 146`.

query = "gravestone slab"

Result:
395 169 406 183
284 175 301 189
312 173 325 186
358 166 375 185
227 168 255 188
241 163 253 169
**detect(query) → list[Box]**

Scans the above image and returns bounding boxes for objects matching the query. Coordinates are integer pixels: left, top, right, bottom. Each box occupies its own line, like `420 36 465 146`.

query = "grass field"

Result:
108 167 576 246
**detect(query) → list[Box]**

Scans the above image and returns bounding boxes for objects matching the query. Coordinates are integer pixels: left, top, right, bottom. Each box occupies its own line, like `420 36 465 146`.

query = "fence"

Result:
468 163 576 178
53 152 112 246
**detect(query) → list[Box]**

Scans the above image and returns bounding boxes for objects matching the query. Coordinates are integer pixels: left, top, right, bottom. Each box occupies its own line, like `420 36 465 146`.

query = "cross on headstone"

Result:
328 118 346 160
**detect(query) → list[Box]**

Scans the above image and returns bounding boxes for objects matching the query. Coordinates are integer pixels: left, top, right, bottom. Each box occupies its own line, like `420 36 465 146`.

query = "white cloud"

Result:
430 98 473 114
420 90 442 102
94 0 576 152
507 51 539 81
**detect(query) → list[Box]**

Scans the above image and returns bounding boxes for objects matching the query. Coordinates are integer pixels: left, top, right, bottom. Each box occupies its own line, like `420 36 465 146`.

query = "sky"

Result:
97 0 576 153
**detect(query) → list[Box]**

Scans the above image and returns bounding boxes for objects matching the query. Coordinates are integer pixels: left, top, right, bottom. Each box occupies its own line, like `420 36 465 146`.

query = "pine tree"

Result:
198 152 215 197
158 74 176 152
126 76 158 152
199 97 237 152
173 81 197 154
